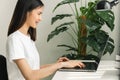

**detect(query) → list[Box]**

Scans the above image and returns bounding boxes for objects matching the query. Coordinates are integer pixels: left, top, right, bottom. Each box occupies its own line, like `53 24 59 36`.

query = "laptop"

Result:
59 36 109 72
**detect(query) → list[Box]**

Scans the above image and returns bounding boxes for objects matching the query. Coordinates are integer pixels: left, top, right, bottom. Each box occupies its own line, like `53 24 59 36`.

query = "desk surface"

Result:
52 60 120 80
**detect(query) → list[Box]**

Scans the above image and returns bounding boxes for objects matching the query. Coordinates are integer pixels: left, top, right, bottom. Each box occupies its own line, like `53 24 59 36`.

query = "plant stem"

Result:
68 4 76 16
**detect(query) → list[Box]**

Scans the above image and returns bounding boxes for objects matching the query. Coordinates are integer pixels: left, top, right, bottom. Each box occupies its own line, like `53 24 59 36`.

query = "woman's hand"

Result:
57 57 69 63
61 60 85 69
57 57 85 69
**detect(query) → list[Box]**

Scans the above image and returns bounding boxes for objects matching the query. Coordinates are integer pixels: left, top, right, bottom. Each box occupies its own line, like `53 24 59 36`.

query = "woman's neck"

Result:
18 23 29 36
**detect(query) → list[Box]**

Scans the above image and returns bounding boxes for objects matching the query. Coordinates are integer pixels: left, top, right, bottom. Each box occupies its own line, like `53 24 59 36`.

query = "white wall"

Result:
0 0 120 80
0 0 16 56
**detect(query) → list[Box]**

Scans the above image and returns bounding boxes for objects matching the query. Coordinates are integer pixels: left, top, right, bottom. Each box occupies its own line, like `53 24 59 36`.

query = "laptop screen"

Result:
94 36 109 70
96 36 109 63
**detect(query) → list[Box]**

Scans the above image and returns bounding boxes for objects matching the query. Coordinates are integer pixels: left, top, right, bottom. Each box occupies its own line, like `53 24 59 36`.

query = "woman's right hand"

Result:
61 60 85 69
57 57 69 63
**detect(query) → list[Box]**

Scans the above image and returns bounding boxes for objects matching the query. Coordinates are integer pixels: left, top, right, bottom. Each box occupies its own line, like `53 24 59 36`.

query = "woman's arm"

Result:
14 59 61 80
40 64 53 69
40 57 70 69
14 58 85 80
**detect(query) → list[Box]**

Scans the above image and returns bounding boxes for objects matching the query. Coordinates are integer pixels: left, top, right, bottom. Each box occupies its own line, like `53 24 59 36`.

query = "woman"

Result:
6 0 85 80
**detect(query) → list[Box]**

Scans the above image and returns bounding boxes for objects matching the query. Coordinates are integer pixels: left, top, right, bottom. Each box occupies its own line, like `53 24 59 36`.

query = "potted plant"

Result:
47 0 115 60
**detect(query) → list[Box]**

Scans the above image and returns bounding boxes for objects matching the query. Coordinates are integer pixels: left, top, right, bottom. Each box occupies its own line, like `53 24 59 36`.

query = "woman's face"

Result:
26 6 44 28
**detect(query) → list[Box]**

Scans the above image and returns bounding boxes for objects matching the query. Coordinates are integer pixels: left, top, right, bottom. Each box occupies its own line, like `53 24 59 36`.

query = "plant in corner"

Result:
47 0 115 60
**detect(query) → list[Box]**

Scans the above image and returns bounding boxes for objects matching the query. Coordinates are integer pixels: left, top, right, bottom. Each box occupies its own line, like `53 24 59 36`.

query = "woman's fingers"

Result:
64 60 85 68
58 59 86 69
73 60 85 68
78 61 85 68
61 57 69 61
72 60 85 68
78 62 85 68
57 57 69 62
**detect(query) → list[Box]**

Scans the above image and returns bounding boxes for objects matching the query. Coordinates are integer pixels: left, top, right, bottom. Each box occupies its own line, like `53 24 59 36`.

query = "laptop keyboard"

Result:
59 62 98 72
82 62 97 70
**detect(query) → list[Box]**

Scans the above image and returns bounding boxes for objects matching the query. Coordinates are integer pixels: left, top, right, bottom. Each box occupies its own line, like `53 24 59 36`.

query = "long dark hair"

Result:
7 0 44 41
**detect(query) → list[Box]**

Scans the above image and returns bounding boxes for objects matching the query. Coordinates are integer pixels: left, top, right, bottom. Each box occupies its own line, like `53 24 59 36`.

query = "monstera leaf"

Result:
51 14 72 24
57 44 78 52
47 22 74 42
53 0 79 12
96 10 115 31
86 30 114 55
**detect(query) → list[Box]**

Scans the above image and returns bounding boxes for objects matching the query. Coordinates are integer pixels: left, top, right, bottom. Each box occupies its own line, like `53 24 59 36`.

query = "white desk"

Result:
52 60 120 80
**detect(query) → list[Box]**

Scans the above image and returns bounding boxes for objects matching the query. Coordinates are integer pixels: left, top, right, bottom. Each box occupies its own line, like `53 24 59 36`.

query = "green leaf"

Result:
57 22 74 28
88 2 95 7
58 44 78 52
103 36 114 55
95 30 109 43
87 36 100 52
108 37 114 44
85 20 102 32
47 22 74 42
47 27 68 42
53 0 79 12
86 30 109 53
51 14 72 24
80 7 88 15
96 10 115 31
62 53 78 60
84 54 99 61
103 42 114 55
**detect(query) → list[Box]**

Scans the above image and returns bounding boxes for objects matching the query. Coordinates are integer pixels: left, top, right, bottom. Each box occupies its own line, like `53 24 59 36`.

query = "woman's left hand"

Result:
57 57 69 63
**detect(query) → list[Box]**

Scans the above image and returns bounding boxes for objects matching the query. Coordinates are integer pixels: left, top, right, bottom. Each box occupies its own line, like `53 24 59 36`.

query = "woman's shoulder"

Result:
7 30 32 43
8 31 21 39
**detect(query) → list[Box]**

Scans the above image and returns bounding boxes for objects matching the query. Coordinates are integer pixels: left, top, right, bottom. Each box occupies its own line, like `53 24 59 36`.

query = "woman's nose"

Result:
38 16 42 21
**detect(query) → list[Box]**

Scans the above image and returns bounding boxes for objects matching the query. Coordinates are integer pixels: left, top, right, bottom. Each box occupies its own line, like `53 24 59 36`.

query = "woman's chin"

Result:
31 25 37 29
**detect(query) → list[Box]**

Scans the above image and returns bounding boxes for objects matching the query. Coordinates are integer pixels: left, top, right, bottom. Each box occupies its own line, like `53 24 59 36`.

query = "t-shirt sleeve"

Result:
7 36 25 62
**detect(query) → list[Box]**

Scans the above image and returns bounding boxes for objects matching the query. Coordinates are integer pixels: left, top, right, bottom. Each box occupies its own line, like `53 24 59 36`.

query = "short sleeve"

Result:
6 35 25 62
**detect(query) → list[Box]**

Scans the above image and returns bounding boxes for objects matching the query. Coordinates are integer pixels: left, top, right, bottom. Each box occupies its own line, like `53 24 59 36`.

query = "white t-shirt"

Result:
6 30 40 80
